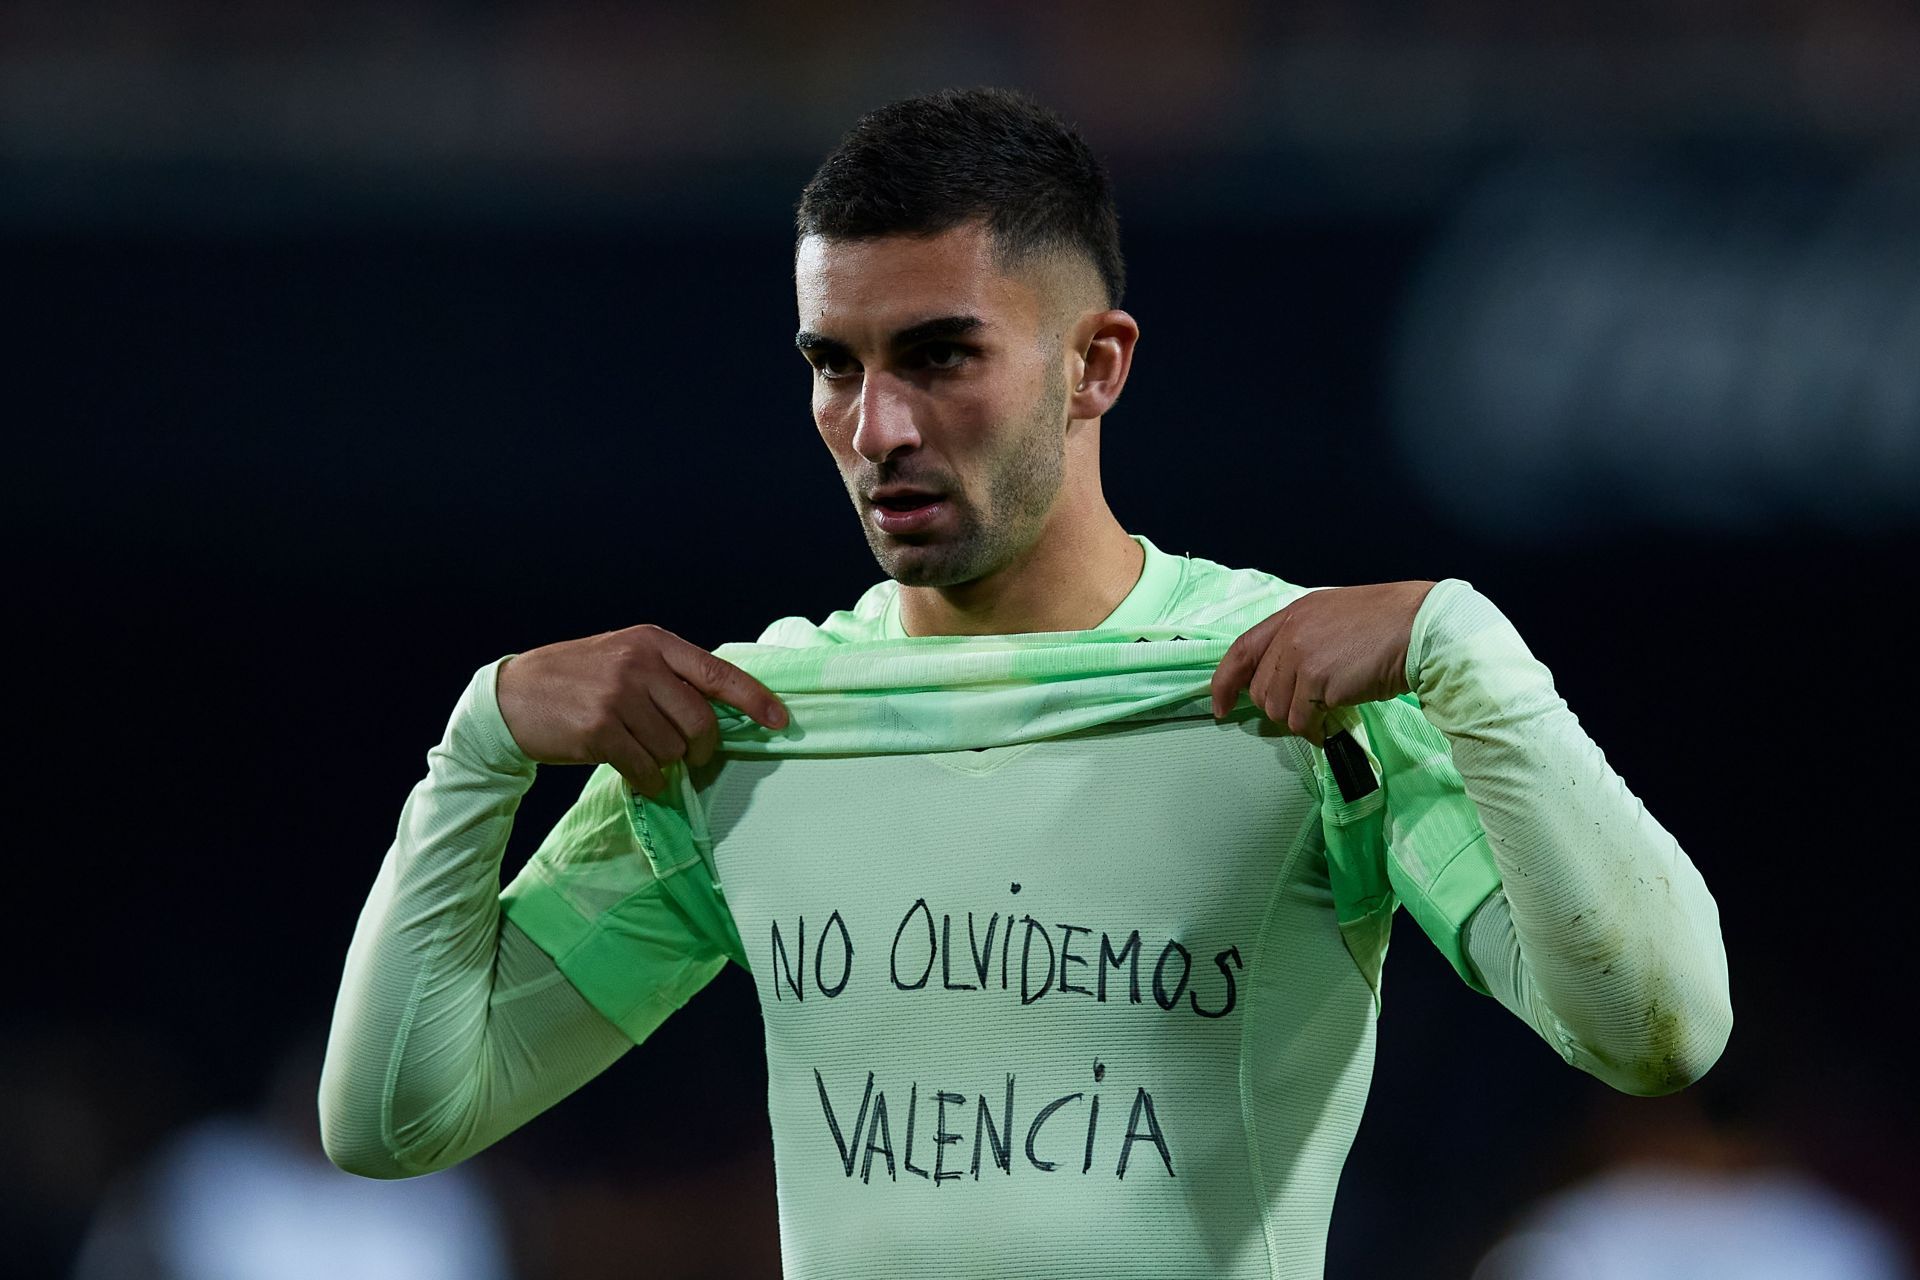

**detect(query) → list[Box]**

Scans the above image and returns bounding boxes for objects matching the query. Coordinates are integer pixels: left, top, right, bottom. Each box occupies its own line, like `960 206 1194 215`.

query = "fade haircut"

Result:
795 86 1126 309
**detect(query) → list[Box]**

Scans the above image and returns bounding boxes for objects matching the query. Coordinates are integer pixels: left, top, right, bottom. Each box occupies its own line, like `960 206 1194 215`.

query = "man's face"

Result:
794 220 1076 589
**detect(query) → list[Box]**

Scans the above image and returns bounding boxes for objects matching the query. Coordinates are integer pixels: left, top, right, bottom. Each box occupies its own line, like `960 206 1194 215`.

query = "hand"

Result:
495 624 788 797
1208 580 1437 747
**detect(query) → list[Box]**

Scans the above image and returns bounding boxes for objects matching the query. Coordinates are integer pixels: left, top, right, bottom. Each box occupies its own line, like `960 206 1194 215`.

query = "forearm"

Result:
1410 581 1732 1094
318 656 632 1178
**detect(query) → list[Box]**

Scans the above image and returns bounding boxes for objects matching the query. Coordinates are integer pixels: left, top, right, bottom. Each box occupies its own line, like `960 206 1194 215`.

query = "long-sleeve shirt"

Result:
318 533 1731 1279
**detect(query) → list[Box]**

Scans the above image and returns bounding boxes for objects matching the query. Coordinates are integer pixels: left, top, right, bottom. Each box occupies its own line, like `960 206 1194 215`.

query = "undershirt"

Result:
319 534 1732 1278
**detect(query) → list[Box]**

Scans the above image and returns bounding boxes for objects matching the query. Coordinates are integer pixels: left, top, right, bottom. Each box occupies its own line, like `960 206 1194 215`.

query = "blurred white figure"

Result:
1473 1162 1911 1280
70 1035 513 1280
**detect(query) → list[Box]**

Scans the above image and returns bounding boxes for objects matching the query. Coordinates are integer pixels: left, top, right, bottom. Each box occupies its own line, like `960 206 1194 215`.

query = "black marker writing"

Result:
816 1066 1176 1185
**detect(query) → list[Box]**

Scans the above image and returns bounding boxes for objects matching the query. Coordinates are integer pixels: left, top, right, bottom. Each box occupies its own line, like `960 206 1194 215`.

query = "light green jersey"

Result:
322 533 1730 1280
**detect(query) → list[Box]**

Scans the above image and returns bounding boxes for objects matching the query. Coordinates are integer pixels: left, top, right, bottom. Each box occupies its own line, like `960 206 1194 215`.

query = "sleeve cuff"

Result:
1404 579 1556 732
452 654 537 775
1405 578 1475 697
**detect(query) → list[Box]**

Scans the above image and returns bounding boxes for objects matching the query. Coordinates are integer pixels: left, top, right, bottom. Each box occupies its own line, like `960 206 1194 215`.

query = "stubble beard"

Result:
858 361 1069 590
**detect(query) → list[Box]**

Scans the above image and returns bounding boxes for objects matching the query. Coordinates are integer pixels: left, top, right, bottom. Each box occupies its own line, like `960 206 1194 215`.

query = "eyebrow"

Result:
794 314 985 356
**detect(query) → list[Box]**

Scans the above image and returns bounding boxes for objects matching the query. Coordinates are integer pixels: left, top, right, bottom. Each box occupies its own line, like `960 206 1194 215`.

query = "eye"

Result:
813 351 859 381
917 342 970 371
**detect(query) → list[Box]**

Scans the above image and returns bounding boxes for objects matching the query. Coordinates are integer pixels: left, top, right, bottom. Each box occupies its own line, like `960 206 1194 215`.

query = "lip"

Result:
869 486 944 504
869 496 948 535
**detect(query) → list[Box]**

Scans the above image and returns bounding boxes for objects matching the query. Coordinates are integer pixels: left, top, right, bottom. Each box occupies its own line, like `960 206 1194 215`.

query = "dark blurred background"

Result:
6 2 1917 1276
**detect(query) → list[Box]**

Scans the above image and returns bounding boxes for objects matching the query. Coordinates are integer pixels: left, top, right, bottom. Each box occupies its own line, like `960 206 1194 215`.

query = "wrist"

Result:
468 654 537 773
1406 582 1560 733
1405 578 1474 699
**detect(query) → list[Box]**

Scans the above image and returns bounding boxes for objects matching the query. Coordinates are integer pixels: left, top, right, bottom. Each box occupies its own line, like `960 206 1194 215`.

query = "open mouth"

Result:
869 491 950 534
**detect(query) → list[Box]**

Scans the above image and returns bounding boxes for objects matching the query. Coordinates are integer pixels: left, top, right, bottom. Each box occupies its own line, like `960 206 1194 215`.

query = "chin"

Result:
876 548 953 588
869 538 979 589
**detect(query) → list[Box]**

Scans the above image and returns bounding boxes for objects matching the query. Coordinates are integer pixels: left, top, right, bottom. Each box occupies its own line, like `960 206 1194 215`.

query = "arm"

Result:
316 657 707 1179
1408 581 1733 1095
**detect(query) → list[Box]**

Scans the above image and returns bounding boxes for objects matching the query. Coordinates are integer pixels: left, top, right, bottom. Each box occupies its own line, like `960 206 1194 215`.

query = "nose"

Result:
851 369 922 465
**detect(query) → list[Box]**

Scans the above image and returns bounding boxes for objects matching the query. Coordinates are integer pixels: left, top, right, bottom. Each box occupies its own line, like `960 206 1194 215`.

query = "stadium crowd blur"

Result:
6 1 1915 1275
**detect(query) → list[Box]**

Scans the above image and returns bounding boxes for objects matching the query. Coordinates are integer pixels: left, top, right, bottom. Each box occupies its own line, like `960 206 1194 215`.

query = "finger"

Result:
661 640 788 729
620 695 692 778
597 718 666 798
1248 640 1296 729
1211 616 1282 717
1288 676 1329 747
649 676 721 768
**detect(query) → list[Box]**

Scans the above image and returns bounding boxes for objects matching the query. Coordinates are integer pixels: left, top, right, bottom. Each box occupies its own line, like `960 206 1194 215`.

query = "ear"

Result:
1066 309 1140 422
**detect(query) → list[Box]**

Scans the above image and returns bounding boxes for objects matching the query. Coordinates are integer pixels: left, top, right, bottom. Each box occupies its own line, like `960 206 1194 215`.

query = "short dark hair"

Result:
795 86 1125 309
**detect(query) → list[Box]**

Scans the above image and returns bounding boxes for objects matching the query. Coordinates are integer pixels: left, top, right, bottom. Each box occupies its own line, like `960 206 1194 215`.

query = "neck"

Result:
897 504 1144 638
